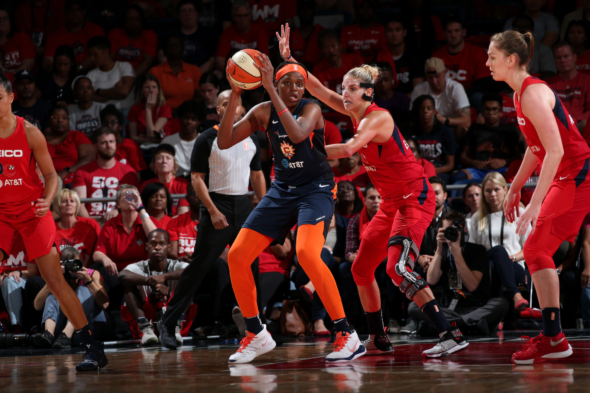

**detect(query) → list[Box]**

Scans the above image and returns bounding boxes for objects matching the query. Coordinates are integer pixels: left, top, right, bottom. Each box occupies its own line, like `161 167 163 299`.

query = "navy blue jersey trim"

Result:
575 158 590 188
418 178 428 205
552 91 570 131
392 125 406 156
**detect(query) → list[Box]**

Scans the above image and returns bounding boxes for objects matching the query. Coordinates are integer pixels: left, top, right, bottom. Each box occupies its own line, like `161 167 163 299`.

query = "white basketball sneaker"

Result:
140 321 159 346
229 325 276 364
325 331 366 362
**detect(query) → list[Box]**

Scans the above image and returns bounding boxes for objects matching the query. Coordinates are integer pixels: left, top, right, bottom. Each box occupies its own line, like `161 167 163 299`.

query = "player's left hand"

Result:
32 197 51 217
515 201 540 236
253 53 275 91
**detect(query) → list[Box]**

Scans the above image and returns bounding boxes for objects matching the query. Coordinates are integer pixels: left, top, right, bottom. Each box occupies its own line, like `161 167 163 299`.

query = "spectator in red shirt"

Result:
93 184 157 276
547 42 590 131
100 105 147 173
168 181 200 260
16 0 65 47
406 135 436 178
42 0 105 73
72 127 140 220
332 150 371 188
432 16 491 95
335 180 364 218
140 144 190 216
108 5 158 76
565 20 590 75
313 30 364 94
127 74 172 144
290 0 324 69
0 8 36 74
38 46 77 107
340 0 387 64
54 189 101 265
140 182 173 230
249 0 296 37
45 105 95 183
214 0 269 73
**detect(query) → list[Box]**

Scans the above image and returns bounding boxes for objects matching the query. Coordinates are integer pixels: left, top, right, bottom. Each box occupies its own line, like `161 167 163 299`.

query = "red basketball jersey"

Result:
514 77 590 178
0 116 44 214
353 103 426 198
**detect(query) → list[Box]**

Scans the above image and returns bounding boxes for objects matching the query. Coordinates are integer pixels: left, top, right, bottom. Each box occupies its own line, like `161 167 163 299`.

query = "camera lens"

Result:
443 226 459 242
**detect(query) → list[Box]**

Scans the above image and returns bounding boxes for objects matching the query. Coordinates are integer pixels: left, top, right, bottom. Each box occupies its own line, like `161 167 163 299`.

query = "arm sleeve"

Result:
452 83 471 111
119 61 136 78
249 135 262 171
190 131 212 173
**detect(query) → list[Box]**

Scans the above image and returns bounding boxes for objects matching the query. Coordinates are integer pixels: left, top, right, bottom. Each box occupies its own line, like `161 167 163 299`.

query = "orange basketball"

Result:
227 49 263 90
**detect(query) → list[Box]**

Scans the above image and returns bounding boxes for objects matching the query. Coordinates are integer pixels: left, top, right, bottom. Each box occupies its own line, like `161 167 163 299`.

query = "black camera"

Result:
443 220 465 243
61 258 83 273
0 333 33 349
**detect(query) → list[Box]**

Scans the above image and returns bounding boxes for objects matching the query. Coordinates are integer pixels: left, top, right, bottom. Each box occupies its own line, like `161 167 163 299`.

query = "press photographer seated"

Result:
408 211 509 336
32 248 110 349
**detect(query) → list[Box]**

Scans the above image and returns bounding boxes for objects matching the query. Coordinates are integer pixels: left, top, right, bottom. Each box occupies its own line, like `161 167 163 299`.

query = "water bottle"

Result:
125 189 135 202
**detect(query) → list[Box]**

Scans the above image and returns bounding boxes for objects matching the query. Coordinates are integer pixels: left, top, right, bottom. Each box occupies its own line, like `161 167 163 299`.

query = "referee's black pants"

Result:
162 193 260 329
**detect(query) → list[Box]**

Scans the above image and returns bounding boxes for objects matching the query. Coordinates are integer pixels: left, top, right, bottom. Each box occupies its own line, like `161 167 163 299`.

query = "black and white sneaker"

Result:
362 332 394 355
76 342 108 372
422 328 469 358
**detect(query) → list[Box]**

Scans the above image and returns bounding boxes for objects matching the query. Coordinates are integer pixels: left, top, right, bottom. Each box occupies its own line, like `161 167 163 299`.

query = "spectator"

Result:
432 16 491 94
512 14 556 79
162 100 204 178
547 42 590 130
140 144 190 216
72 127 139 219
87 36 136 111
410 210 509 336
42 0 105 73
108 5 157 77
150 35 201 111
214 0 269 73
195 0 232 33
332 151 371 188
458 93 520 181
406 135 436 178
93 184 157 276
38 46 77 107
16 0 64 46
565 20 590 74
463 183 481 231
324 119 343 144
168 182 200 260
249 0 296 37
0 47 13 85
344 184 382 264
313 30 364 94
335 180 363 218
11 70 52 131
54 189 101 265
118 229 194 346
140 182 173 230
0 7 36 74
127 74 173 144
409 94 456 181
290 0 324 68
100 105 147 173
374 63 410 125
340 0 387 64
410 58 471 142
198 73 220 131
419 176 450 258
560 0 590 41
504 1 559 48
577 213 590 327
404 0 444 55
376 16 424 95
45 105 95 183
469 172 530 311
33 247 110 349
68 76 106 137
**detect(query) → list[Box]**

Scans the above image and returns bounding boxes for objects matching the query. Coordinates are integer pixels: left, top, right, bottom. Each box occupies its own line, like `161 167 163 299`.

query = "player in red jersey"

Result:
0 74 107 372
487 31 590 364
278 24 468 358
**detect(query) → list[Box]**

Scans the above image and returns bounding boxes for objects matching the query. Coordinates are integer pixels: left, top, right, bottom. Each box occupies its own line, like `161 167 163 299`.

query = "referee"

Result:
159 90 266 348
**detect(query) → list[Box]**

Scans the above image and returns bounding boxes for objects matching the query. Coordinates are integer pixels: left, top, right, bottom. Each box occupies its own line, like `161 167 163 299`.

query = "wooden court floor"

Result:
2 332 590 392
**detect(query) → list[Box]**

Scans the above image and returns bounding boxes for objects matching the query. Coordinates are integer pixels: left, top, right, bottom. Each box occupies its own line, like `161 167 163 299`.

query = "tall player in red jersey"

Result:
488 31 590 364
0 74 107 372
278 25 468 358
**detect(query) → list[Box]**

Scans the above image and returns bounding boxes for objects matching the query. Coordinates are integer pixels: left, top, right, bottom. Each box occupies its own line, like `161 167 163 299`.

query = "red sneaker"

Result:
512 332 573 365
520 308 542 319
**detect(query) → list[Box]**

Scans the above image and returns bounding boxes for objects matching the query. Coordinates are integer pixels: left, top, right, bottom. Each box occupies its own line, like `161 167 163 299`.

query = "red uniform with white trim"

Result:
514 76 590 274
350 103 436 287
0 116 56 260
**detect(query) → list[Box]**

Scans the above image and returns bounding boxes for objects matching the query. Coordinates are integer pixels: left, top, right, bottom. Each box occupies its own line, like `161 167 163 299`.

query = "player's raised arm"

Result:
277 24 348 115
26 121 58 217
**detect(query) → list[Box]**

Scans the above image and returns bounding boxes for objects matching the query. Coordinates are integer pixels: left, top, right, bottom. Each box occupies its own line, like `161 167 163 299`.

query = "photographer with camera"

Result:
408 210 509 336
32 248 110 349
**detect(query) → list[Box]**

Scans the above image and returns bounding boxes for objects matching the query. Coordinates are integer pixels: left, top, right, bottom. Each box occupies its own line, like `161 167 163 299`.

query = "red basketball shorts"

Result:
352 178 436 286
0 204 56 262
524 158 590 274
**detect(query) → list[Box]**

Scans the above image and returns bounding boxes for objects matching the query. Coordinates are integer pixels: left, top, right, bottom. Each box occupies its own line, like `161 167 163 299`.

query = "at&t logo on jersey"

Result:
517 117 526 126
280 141 296 159
0 179 22 188
281 159 304 169
0 150 23 157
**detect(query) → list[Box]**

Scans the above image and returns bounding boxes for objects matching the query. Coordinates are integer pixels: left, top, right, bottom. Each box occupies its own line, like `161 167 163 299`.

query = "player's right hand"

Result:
211 210 229 230
32 198 51 217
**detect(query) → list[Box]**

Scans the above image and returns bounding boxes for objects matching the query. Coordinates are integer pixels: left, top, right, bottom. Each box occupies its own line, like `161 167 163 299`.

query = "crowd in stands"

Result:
1 0 590 346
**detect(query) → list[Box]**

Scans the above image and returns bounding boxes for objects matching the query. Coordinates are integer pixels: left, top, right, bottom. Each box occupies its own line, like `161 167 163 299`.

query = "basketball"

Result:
227 49 263 90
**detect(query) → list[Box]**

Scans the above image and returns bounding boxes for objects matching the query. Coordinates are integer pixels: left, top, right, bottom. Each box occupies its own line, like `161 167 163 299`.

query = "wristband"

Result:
136 205 146 212
140 212 150 219
277 108 289 117
84 279 94 286
280 53 292 60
